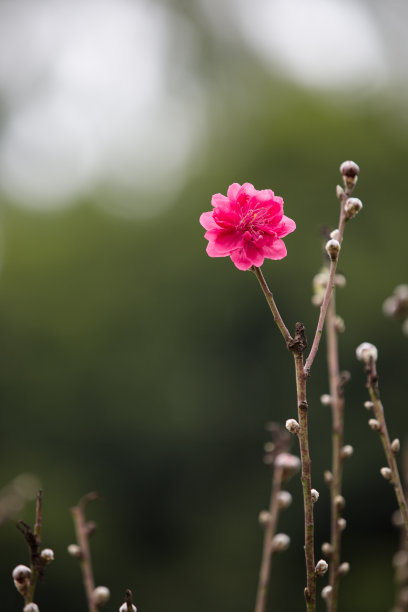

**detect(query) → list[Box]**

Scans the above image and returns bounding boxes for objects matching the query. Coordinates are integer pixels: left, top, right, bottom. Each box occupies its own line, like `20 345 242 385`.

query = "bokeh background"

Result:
0 0 407 610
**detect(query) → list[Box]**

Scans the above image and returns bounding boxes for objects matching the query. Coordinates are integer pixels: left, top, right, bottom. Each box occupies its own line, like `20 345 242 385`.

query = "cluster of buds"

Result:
312 266 346 307
383 285 408 336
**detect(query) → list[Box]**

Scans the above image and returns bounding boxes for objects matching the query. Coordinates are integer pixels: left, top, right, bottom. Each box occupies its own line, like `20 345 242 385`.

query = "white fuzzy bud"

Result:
340 160 360 178
330 229 340 241
311 489 319 503
336 184 345 199
324 470 333 485
40 548 54 563
119 605 137 612
12 565 31 582
341 445 354 459
311 294 323 306
325 239 341 260
68 544 82 558
383 296 398 317
277 490 292 509
271 533 290 552
23 605 39 612
391 438 401 453
395 285 408 300
381 467 392 480
356 342 378 364
274 453 301 480
344 197 363 220
321 585 333 600
334 273 346 288
334 495 345 510
393 550 408 568
320 394 332 406
93 586 111 606
321 542 333 556
285 419 300 435
368 418 381 431
338 562 350 576
364 401 374 410
258 511 271 526
338 518 347 531
315 559 329 576
335 315 345 333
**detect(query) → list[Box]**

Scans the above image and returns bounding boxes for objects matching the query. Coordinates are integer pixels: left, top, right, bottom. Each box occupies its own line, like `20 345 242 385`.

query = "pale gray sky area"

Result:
0 0 404 215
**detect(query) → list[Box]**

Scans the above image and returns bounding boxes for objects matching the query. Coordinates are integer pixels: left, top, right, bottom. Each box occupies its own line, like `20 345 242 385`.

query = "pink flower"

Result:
200 183 296 270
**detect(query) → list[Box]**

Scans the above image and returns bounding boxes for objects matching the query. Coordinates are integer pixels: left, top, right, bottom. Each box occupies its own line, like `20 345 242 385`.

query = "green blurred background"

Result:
0 1 407 610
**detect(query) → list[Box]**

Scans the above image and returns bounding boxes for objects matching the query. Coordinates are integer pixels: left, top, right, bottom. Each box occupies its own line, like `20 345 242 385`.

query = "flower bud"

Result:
392 510 404 527
356 342 378 364
364 401 374 410
403 319 408 337
391 438 401 453
12 564 31 596
315 559 329 576
336 185 345 199
340 160 360 190
320 394 332 406
338 518 347 531
12 565 31 583
324 470 333 485
325 239 341 261
381 467 392 480
334 495 345 510
40 548 54 563
334 273 346 288
368 418 381 431
23 605 39 612
119 605 137 612
67 544 82 558
311 489 319 503
344 197 363 220
285 419 300 435
341 444 354 459
321 542 333 556
383 296 398 317
321 585 333 600
393 550 408 568
93 586 111 606
258 511 271 526
274 452 301 481
277 490 292 509
335 316 345 333
330 229 340 241
271 533 290 552
338 562 350 576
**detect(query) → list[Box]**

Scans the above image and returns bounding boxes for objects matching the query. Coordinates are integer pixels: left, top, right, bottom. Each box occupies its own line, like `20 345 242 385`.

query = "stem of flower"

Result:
71 493 100 612
252 266 293 346
254 465 285 612
325 297 345 612
365 361 408 535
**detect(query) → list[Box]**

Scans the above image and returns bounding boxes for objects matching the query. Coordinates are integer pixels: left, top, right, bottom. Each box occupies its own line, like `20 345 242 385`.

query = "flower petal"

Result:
211 193 230 209
206 241 228 258
227 183 242 202
199 211 218 230
244 242 264 267
262 239 287 260
277 216 296 237
230 248 253 270
214 230 243 253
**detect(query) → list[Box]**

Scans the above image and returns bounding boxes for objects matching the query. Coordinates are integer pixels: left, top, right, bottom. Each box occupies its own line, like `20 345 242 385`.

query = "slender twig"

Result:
253 266 317 610
71 492 101 612
125 589 135 612
252 266 293 345
364 359 408 535
325 296 346 612
254 465 285 612
16 490 45 605
293 346 316 611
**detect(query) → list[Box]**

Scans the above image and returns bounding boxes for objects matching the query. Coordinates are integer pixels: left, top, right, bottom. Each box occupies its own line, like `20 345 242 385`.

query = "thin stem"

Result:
304 188 349 377
252 266 292 345
294 351 316 611
366 362 408 536
325 297 345 612
254 465 284 612
71 493 100 612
